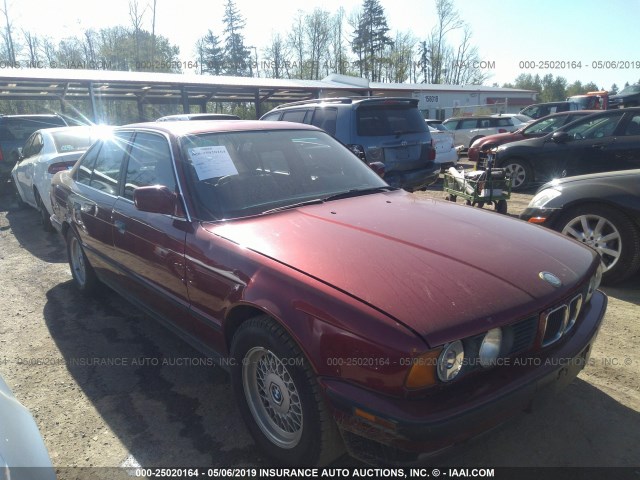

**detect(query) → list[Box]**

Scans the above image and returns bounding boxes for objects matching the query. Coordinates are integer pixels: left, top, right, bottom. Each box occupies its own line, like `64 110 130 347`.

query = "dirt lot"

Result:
0 171 639 476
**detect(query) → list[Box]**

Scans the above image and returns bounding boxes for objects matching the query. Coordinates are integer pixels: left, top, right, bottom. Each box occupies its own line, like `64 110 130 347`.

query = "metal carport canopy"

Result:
0 69 372 122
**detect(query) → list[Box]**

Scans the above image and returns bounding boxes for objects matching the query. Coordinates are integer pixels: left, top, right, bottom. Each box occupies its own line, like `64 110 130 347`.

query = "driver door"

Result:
546 112 625 178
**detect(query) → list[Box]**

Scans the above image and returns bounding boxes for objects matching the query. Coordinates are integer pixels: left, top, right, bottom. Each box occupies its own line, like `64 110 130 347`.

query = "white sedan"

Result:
12 126 101 231
428 125 458 169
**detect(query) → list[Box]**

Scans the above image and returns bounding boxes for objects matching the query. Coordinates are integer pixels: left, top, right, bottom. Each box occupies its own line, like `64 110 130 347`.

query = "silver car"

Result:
443 115 523 149
0 375 55 480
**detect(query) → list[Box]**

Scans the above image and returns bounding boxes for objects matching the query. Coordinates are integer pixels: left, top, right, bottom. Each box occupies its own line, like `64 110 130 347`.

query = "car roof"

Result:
35 125 107 135
121 120 323 136
156 113 241 121
0 114 64 119
269 96 419 111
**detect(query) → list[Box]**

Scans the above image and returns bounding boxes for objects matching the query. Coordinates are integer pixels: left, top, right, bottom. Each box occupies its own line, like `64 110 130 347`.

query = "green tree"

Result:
197 30 225 75
539 74 567 102
222 0 251 76
351 0 392 81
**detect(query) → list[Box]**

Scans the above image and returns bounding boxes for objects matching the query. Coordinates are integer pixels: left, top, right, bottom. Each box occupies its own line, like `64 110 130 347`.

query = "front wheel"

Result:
555 204 640 284
230 315 344 466
501 158 532 191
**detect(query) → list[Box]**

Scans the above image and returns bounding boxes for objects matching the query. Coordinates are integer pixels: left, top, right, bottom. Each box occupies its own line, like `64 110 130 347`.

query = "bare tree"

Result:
382 31 416 83
128 0 147 64
150 0 157 69
1 0 17 63
305 8 331 79
23 30 40 65
445 26 488 85
327 8 349 76
287 10 306 78
262 33 288 79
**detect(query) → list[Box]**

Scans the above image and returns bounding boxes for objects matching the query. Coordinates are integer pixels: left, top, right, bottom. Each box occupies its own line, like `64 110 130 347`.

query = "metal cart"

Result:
442 154 512 214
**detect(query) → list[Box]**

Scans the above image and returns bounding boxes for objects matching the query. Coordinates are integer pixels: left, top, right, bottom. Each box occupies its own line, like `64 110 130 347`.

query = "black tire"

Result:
444 194 457 202
12 180 26 209
554 204 640 284
35 190 54 232
230 315 344 466
500 157 532 191
495 199 508 215
66 228 99 294
469 136 484 149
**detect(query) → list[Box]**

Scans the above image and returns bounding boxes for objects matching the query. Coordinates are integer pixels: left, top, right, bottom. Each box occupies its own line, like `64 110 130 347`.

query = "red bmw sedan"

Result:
50 120 606 466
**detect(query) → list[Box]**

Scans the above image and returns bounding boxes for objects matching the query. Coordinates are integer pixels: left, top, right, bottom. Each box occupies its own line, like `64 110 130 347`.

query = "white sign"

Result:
188 146 238 180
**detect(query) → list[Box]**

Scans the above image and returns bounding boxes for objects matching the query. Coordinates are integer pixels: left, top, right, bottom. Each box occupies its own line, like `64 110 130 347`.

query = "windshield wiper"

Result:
261 198 325 215
322 186 398 202
260 187 397 215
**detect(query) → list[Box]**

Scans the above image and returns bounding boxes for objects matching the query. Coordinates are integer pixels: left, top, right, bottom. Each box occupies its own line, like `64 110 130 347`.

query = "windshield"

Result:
523 116 565 134
619 85 640 95
181 129 389 220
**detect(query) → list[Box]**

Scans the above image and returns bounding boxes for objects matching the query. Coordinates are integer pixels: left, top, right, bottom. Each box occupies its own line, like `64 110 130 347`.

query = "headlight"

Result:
437 340 465 382
586 262 604 303
479 328 502 367
528 188 562 209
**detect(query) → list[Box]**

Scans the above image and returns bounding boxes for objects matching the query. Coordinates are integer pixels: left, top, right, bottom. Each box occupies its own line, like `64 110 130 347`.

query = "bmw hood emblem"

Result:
539 271 562 287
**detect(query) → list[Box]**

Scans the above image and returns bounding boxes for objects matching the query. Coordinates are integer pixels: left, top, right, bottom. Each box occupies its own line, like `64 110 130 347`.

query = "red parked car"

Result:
468 110 597 165
50 120 606 466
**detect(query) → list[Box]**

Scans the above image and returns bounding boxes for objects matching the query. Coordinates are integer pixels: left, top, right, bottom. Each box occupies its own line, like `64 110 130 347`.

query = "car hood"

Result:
497 134 547 152
473 131 525 147
204 191 595 346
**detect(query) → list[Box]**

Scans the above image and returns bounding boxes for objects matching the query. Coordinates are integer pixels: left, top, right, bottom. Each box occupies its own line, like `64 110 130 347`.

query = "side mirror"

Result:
368 161 385 178
133 186 176 215
551 131 570 143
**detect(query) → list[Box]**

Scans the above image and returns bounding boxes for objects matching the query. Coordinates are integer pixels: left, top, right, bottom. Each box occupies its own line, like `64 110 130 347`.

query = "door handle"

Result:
114 220 126 234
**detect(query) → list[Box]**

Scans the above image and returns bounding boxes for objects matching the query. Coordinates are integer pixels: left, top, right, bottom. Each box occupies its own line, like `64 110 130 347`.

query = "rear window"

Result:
0 116 66 142
51 130 94 153
356 106 427 136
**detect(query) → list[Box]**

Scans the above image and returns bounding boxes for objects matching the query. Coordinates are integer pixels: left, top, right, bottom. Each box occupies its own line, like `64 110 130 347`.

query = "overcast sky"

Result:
10 0 640 89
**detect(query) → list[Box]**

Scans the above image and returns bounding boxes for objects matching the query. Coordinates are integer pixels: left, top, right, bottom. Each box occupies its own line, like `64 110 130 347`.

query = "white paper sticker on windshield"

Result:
188 146 239 180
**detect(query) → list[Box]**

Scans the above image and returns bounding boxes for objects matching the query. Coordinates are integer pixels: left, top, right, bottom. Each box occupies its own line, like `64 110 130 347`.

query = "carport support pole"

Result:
254 90 261 119
88 82 98 124
181 87 190 115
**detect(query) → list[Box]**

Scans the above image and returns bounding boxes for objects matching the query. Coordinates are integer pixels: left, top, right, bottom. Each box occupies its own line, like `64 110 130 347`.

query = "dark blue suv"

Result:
261 97 439 191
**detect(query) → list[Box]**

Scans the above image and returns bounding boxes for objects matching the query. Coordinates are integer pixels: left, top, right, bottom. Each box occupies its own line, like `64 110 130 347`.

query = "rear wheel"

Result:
230 315 344 466
555 204 640 284
12 180 26 209
66 229 98 293
495 199 508 215
35 190 54 232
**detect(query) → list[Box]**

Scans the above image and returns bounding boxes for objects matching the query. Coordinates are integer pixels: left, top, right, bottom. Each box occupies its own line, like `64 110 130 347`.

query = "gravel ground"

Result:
0 168 639 478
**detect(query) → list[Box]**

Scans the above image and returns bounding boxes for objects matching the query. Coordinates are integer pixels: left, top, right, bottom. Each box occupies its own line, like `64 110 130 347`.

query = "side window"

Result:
623 114 640 136
30 133 44 156
261 112 281 121
495 118 513 127
75 142 101 186
124 132 176 200
21 134 36 158
565 113 625 140
281 110 308 124
311 108 338 136
89 132 132 195
459 119 478 129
